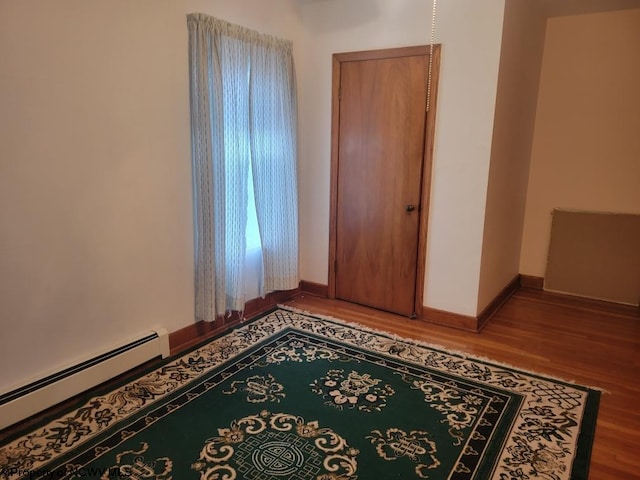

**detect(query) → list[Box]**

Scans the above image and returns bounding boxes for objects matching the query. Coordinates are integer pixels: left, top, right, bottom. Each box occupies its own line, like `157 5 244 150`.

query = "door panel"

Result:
335 54 428 316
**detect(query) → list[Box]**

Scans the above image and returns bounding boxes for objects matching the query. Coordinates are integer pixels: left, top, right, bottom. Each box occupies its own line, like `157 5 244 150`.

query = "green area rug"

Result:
0 307 599 479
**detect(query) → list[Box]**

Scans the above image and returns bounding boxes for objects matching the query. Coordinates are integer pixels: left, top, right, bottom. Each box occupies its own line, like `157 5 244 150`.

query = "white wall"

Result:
186 0 303 42
0 0 511 393
0 0 194 392
295 0 506 316
477 0 547 311
520 8 640 277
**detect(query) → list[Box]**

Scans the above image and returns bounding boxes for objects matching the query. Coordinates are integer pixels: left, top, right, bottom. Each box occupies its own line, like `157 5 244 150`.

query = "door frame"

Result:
328 45 441 318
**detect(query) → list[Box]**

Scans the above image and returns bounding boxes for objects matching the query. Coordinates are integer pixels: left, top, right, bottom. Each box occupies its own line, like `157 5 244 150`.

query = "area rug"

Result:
0 307 599 479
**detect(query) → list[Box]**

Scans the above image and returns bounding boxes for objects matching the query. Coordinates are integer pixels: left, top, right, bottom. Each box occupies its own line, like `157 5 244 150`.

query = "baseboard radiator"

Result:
0 329 170 431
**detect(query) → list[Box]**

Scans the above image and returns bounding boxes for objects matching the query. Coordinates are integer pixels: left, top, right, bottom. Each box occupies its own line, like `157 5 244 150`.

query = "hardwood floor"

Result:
282 289 640 480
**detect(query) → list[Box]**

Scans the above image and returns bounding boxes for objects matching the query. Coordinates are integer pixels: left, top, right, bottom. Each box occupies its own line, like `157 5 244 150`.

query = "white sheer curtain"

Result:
188 14 299 321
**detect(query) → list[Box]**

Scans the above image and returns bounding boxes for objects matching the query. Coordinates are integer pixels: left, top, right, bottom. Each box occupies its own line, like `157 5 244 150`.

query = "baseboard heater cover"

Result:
0 329 170 431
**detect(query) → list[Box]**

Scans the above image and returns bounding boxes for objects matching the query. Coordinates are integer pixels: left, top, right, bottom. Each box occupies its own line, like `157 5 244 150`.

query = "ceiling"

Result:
536 0 640 17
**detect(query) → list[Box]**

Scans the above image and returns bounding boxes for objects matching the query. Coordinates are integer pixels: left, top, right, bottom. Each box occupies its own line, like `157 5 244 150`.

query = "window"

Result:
187 14 299 320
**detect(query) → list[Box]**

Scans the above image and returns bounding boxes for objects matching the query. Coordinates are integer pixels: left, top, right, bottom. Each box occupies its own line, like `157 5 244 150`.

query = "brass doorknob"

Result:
406 205 415 212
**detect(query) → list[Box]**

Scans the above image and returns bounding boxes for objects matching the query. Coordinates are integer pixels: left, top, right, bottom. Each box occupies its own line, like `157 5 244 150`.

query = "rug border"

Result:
572 388 601 479
278 304 606 393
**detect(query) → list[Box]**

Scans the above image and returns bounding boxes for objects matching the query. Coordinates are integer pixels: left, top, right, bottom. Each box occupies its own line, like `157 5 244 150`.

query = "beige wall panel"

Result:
520 9 640 278
545 210 640 305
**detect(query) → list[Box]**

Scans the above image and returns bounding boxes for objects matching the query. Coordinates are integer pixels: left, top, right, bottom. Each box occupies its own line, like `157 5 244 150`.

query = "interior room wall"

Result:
185 0 303 44
519 8 640 278
295 0 506 317
477 0 547 311
0 0 513 393
0 0 194 392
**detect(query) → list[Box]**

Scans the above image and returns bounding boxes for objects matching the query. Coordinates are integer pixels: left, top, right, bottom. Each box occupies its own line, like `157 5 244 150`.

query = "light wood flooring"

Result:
282 288 640 480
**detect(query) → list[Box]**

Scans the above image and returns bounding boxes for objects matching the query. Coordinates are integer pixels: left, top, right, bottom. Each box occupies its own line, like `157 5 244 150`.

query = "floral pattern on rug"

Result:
258 341 351 366
223 373 286 403
97 442 172 480
367 428 439 478
400 373 483 445
310 369 395 412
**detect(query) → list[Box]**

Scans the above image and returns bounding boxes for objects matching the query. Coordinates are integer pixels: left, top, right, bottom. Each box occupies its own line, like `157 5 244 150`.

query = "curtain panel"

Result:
187 14 299 321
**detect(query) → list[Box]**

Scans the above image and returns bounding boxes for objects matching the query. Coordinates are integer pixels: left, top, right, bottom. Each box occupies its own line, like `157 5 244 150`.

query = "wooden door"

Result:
329 46 440 317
